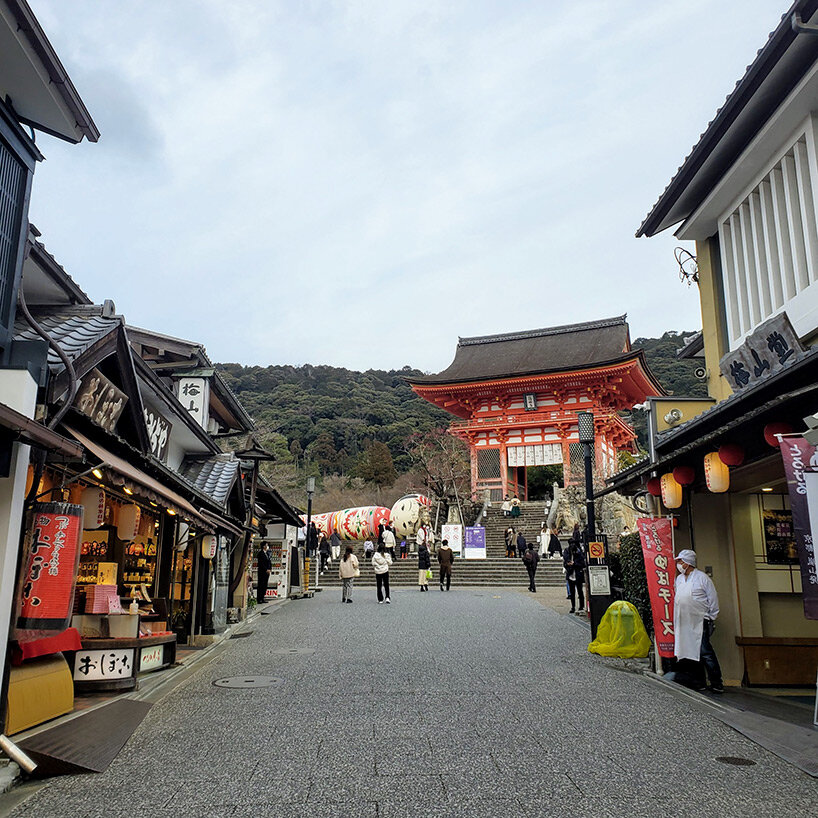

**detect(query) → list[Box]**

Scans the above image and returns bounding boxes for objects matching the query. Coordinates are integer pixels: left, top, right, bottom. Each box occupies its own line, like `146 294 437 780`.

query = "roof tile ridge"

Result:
458 315 627 347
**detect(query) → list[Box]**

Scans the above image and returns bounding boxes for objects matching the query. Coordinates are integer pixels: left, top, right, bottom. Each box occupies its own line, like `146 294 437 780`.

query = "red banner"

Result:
778 437 818 620
15 502 83 634
636 517 676 657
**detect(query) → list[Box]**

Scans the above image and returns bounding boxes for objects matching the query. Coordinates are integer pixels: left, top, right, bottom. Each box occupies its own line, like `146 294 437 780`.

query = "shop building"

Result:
612 1 818 687
408 317 663 500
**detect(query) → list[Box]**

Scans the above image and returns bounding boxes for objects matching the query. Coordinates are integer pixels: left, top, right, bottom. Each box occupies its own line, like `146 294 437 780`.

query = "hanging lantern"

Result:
646 477 662 497
117 504 141 541
718 443 745 467
660 473 683 509
672 466 695 487
704 452 730 493
176 521 190 552
763 422 793 448
202 534 217 560
81 487 106 529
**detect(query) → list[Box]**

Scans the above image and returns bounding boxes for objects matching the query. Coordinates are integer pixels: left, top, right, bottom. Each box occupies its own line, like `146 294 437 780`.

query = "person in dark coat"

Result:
516 531 527 559
307 522 319 557
523 544 539 592
547 526 563 559
564 541 587 614
256 543 273 603
417 542 432 592
318 533 331 574
437 539 454 591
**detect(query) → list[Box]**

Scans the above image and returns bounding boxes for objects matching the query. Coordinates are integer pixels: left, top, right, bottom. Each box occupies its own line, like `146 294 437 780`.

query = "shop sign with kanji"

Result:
636 517 676 657
73 648 135 681
719 312 804 391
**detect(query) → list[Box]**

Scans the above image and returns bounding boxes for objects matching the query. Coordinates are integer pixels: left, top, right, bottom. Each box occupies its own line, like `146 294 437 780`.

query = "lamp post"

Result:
306 476 316 593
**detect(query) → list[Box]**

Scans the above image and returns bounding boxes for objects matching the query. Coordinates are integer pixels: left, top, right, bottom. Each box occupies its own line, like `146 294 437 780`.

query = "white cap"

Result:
675 549 697 567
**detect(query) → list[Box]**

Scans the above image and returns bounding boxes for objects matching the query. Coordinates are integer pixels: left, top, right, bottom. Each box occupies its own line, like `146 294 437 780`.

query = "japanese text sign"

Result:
143 406 172 461
719 312 803 391
636 517 676 657
16 503 83 633
464 527 486 559
176 377 210 429
779 437 818 619
73 648 135 681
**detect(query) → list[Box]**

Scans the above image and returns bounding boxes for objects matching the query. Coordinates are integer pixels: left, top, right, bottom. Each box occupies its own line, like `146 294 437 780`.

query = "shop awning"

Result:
63 426 214 531
197 508 246 538
0 402 82 458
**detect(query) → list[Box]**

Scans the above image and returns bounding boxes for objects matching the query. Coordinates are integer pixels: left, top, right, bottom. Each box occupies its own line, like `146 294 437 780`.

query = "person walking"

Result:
564 540 586 614
318 533 331 574
330 530 342 562
547 526 563 560
516 530 527 560
437 538 454 591
256 543 272 604
501 495 512 517
307 522 319 557
415 523 428 556
505 526 516 558
672 549 723 693
338 545 359 603
418 540 431 592
523 543 539 592
383 524 397 560
372 544 392 604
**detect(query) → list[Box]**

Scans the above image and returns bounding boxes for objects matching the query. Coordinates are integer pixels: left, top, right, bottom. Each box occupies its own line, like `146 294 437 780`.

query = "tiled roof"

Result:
14 307 121 371
180 454 240 507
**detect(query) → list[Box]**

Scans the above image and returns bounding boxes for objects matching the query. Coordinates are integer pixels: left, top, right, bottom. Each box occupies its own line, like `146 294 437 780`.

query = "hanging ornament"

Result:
646 477 662 497
704 452 730 493
763 422 793 448
718 443 745 467
672 466 695 487
660 473 683 509
202 534 218 560
81 487 106 529
117 504 141 541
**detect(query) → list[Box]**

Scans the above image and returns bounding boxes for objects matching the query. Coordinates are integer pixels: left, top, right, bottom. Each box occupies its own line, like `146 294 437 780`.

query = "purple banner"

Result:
779 436 818 620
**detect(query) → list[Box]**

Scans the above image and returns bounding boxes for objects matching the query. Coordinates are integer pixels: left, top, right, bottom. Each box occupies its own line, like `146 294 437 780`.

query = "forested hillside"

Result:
217 330 704 488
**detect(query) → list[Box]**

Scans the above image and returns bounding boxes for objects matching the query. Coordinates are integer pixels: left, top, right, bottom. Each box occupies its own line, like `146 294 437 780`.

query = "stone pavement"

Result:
6 584 818 817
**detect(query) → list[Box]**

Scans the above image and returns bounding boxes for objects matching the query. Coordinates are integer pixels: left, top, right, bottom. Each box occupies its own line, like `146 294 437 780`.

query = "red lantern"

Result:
763 422 793 448
646 477 662 496
718 443 745 467
672 466 695 486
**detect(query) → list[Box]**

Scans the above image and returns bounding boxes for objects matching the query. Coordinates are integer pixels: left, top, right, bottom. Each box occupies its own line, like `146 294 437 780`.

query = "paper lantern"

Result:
763 422 793 448
646 477 662 497
117 504 141 541
718 443 745 467
202 534 217 560
672 466 695 486
81 487 106 529
660 473 683 509
704 452 730 493
176 522 190 552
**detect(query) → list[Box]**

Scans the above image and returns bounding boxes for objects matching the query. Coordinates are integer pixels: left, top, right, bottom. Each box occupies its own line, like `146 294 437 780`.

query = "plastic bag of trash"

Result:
587 600 651 659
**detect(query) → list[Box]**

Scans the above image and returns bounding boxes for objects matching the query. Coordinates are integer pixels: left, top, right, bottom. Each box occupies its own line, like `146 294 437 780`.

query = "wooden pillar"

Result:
470 443 479 500
499 441 508 499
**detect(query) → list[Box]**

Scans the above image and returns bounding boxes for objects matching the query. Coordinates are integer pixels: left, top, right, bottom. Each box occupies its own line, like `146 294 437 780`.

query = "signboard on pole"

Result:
441 524 463 554
779 437 818 619
464 527 486 559
636 517 676 657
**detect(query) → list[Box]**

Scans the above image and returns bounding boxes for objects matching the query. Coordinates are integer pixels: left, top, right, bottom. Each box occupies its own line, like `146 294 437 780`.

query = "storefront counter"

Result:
736 636 818 685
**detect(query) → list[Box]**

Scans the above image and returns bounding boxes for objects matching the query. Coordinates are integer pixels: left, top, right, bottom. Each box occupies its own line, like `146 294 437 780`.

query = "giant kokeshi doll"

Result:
390 494 432 539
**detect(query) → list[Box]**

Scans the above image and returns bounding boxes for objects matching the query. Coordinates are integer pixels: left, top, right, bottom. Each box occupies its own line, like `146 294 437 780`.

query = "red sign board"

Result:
16 502 83 634
636 517 676 657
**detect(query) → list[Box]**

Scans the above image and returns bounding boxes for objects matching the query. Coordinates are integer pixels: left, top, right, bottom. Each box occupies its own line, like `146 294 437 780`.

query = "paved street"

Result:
8 586 818 818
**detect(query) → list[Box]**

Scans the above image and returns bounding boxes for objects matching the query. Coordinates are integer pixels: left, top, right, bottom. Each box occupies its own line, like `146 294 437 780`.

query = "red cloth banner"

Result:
636 517 676 657
15 502 83 634
778 437 818 620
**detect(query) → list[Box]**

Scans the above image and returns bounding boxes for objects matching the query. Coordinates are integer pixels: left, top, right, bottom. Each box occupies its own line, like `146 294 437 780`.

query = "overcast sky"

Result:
27 0 785 373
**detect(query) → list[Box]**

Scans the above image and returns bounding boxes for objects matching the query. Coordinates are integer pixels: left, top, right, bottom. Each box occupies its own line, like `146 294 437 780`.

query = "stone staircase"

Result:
318 502 567 589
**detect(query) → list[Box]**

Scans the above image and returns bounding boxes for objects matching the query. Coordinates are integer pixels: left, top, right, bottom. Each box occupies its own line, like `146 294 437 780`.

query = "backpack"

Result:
523 550 535 565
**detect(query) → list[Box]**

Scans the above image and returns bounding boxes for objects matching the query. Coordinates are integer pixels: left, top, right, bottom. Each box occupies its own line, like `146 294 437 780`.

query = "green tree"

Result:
356 441 397 486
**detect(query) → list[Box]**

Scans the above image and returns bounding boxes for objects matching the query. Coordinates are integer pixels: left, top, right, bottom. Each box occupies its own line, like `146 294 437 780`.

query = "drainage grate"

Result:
229 631 254 639
715 756 756 767
212 676 284 689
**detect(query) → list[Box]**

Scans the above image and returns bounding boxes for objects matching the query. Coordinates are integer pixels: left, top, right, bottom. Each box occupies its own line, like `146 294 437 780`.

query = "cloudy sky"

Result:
28 0 784 373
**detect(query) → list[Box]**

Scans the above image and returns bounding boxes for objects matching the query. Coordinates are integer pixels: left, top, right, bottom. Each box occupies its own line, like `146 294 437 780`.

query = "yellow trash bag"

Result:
587 600 651 658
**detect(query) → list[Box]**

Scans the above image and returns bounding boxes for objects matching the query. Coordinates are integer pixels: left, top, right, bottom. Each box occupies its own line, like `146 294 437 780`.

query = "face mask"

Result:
676 563 686 574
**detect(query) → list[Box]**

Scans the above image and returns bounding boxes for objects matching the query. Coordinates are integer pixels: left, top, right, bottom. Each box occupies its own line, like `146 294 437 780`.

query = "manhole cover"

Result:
270 647 314 656
212 676 284 689
715 756 756 767
229 631 254 639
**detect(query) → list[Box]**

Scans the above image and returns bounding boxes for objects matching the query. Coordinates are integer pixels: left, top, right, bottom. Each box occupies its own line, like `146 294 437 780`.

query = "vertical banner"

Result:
441 524 463 554
15 502 83 635
463 527 486 559
636 517 676 657
779 437 818 619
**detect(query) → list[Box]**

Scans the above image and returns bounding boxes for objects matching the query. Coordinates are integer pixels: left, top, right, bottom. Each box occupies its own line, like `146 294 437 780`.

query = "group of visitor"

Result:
500 495 521 517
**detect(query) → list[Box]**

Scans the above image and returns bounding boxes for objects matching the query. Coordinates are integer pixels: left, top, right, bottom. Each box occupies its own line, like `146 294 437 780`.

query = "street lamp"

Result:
576 411 596 542
306 477 316 593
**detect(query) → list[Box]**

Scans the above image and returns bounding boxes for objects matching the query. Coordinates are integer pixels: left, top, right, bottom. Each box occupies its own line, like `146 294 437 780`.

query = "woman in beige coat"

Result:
338 545 360 603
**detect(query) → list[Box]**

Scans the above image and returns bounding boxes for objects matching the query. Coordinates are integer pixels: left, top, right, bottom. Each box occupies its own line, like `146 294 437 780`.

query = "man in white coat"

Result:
673 549 723 693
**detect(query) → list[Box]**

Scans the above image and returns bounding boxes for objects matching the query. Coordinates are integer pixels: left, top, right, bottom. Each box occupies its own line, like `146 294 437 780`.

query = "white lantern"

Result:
660 473 683 509
202 534 217 560
81 487 106 529
704 452 730 493
176 521 190 552
117 504 141 541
